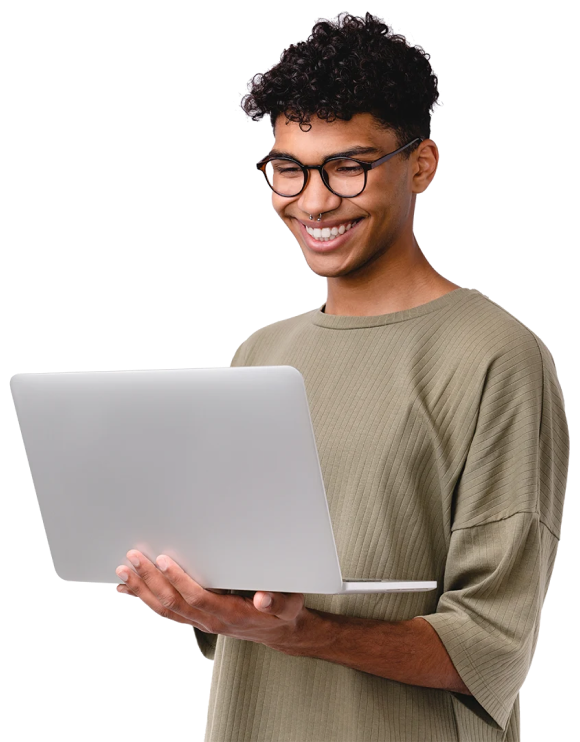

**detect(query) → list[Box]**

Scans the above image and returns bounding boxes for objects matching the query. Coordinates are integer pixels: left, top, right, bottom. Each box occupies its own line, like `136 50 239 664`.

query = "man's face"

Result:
267 112 428 278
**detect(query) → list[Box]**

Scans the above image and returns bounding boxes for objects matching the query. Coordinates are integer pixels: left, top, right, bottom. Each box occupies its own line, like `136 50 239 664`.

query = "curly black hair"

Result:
241 11 440 158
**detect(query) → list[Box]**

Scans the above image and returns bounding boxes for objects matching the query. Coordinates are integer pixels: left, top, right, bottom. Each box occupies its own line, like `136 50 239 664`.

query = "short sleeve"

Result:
418 513 559 731
417 331 570 732
194 626 218 660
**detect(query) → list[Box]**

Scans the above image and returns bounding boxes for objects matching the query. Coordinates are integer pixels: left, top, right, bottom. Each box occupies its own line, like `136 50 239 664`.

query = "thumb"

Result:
254 591 274 611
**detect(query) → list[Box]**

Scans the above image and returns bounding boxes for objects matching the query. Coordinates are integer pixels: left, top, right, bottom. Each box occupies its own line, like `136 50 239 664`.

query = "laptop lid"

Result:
11 366 349 593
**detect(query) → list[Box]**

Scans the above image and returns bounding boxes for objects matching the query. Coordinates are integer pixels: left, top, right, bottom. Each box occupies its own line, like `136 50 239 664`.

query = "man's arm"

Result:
273 607 472 696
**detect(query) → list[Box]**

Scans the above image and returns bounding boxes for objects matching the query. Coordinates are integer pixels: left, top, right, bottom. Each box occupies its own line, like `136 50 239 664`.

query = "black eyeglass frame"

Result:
256 137 424 198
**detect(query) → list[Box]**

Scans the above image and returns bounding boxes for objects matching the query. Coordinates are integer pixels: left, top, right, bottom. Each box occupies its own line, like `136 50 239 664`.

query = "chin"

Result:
303 256 354 279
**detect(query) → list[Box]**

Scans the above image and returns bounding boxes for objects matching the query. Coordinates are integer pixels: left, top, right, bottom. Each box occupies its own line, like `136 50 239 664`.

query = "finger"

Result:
116 563 201 626
123 551 194 618
154 555 255 630
117 585 135 596
253 590 305 621
254 591 273 611
118 578 191 624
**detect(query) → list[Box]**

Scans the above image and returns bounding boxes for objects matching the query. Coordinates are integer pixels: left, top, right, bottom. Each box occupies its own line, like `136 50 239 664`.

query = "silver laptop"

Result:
10 367 436 595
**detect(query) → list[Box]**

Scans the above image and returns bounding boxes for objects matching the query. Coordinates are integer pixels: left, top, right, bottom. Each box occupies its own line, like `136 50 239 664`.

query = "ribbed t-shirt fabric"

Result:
194 287 569 742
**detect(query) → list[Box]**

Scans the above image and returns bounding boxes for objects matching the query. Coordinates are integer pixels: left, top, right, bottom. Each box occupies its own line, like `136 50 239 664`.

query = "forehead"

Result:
270 112 396 160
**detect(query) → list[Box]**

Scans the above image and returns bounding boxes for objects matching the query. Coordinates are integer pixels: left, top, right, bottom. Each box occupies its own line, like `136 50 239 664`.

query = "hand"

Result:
115 550 308 652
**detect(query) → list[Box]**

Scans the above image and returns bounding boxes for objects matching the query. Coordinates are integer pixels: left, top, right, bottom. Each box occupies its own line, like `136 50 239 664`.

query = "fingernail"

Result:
261 593 272 608
127 553 140 568
156 555 168 571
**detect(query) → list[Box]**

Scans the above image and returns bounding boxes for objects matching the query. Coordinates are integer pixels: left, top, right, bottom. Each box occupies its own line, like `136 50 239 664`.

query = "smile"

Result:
296 217 365 252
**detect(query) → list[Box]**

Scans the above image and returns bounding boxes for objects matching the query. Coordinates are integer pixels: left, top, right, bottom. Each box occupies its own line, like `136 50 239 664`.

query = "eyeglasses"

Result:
256 138 423 198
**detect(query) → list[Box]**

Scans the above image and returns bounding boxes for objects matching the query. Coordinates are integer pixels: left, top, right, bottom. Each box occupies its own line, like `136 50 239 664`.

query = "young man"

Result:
115 12 569 742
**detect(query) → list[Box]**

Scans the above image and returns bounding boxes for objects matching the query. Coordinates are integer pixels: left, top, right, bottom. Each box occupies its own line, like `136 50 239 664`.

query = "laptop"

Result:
10 366 436 595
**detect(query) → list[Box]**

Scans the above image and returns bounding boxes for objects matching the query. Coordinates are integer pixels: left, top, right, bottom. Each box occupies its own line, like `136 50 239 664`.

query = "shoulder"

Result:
457 291 558 391
233 306 319 364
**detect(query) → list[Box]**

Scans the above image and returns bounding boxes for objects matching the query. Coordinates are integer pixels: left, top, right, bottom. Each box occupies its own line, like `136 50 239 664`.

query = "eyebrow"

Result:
265 145 381 161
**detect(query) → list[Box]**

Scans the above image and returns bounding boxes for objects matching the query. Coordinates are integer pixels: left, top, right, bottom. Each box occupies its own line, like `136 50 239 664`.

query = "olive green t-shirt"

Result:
194 287 569 742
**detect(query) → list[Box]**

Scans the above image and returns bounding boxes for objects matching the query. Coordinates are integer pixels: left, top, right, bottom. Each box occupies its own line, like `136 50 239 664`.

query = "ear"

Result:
412 139 438 194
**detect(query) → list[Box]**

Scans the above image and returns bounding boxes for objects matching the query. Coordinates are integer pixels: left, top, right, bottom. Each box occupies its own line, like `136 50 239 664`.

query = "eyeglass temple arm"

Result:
370 137 425 170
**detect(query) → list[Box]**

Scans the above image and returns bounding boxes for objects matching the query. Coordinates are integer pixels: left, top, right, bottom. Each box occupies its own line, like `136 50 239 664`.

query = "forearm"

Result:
277 608 471 696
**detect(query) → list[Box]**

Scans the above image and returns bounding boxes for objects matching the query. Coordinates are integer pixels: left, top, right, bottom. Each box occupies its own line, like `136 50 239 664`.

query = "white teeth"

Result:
305 219 360 240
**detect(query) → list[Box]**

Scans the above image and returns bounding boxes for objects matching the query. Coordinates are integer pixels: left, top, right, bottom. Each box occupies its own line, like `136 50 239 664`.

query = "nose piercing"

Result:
309 213 322 221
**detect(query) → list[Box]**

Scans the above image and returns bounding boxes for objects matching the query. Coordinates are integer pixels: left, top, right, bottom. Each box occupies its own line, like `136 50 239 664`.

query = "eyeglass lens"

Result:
264 158 365 197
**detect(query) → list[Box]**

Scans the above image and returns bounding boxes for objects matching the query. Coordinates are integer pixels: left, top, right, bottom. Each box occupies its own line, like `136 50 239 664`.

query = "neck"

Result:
323 233 460 317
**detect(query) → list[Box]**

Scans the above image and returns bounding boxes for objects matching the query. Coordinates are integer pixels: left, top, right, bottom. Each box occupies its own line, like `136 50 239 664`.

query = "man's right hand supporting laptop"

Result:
116 548 470 695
